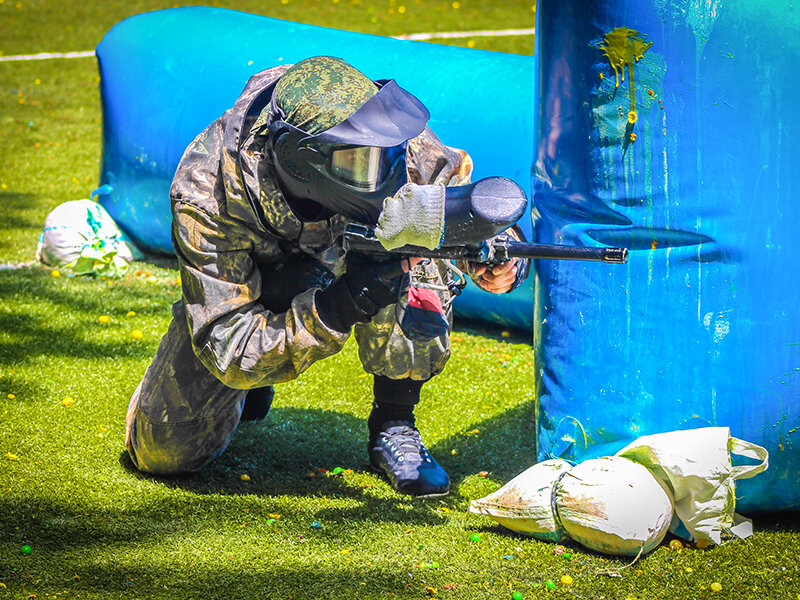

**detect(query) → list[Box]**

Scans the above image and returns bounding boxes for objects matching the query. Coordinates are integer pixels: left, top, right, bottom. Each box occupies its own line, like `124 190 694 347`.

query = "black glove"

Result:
316 256 406 332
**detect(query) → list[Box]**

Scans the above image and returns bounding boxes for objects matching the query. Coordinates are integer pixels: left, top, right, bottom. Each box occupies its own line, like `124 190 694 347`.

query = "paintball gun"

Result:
343 177 629 267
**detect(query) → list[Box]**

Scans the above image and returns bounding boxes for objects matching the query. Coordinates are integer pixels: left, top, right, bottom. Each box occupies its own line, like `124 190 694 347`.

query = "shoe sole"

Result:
368 464 450 498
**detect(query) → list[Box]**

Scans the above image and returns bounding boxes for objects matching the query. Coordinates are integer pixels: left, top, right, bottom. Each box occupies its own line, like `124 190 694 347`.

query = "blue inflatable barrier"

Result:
533 0 800 511
95 7 536 330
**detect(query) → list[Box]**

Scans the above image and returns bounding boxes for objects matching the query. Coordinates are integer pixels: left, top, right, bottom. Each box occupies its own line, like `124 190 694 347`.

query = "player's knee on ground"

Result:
126 407 239 475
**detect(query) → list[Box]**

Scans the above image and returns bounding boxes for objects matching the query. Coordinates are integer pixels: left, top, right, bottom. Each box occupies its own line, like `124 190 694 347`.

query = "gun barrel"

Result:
506 242 628 264
342 224 628 265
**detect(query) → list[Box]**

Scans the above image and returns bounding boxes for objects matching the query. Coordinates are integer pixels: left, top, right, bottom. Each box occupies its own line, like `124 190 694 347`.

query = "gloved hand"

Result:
316 255 407 332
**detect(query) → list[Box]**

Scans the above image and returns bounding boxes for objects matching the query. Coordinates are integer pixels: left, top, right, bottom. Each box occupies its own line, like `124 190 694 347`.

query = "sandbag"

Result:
468 459 571 542
616 427 768 546
36 199 138 277
554 456 673 557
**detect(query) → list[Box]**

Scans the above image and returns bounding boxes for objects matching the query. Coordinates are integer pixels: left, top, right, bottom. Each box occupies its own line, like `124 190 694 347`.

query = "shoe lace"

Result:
383 426 431 463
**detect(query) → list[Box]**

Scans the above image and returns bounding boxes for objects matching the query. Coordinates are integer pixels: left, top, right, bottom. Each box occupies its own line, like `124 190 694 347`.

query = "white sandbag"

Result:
36 199 138 277
555 456 673 556
468 459 571 541
616 427 768 546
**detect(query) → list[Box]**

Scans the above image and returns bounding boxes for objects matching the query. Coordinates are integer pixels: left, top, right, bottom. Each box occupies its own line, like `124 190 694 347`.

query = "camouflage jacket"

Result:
169 65 473 389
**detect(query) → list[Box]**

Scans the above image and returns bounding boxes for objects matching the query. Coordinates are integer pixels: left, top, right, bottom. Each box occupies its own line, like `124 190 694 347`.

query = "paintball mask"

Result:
268 73 430 224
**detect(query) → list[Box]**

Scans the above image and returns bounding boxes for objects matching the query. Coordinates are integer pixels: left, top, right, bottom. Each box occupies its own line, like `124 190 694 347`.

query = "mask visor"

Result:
330 144 405 191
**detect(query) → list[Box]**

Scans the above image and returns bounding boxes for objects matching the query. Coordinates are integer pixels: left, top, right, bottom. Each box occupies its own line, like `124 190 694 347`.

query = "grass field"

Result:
1 2 799 599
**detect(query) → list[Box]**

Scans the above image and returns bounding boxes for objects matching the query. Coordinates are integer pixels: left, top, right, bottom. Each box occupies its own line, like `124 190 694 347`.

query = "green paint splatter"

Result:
599 27 653 155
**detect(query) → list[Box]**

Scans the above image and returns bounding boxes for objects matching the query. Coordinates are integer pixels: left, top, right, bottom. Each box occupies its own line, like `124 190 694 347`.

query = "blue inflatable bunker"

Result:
97 5 800 511
533 0 800 511
95 7 535 331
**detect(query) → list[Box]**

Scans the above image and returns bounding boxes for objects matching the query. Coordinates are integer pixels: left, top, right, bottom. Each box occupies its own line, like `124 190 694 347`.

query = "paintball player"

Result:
124 56 527 497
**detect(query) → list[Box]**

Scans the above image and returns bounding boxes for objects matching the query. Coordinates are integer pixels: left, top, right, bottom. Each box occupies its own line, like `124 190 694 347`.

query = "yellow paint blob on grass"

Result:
710 582 722 593
560 575 573 586
62 397 74 407
5 452 18 460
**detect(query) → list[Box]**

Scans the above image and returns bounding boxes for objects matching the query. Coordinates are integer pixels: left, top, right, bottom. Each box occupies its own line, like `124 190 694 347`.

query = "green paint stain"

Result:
600 27 653 155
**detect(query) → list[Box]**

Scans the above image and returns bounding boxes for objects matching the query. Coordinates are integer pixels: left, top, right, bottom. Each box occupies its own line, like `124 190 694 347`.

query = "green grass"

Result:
1 2 799 599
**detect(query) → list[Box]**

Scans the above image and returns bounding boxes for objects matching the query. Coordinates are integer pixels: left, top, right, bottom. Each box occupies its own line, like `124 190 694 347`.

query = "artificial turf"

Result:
1 1 799 599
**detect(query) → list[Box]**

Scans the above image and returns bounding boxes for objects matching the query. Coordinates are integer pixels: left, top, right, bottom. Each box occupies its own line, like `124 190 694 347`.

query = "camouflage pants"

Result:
125 258 453 475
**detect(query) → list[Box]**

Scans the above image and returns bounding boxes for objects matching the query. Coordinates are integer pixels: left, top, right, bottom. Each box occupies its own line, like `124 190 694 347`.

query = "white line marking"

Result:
0 28 535 62
0 50 95 62
392 27 534 40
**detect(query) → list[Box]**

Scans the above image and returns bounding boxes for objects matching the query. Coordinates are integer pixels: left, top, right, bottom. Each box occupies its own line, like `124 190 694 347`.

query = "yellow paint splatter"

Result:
600 27 652 155
600 27 653 92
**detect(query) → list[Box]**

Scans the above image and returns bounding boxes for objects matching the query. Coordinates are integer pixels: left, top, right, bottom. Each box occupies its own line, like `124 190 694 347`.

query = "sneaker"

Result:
369 420 450 497
240 385 274 422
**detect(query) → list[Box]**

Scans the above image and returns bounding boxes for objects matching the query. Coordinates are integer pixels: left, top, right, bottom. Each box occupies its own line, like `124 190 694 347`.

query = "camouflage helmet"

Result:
267 56 430 224
274 56 378 135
